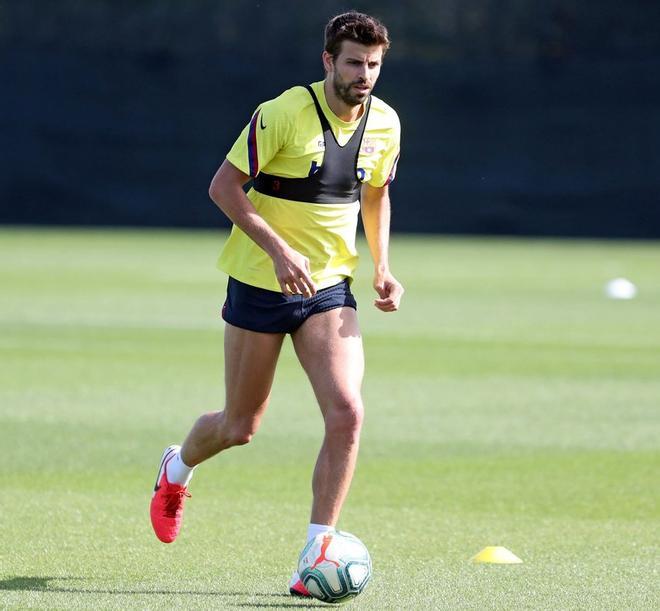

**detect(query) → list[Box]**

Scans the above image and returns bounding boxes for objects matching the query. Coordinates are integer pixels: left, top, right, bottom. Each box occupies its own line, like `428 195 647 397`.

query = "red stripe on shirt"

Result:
385 153 400 185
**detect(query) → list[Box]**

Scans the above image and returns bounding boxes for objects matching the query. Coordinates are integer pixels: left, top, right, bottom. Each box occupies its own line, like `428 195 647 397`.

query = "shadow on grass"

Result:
232 605 319 609
0 576 320 606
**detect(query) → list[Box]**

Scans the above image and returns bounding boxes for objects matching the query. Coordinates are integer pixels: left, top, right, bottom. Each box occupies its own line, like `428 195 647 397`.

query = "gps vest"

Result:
253 85 371 204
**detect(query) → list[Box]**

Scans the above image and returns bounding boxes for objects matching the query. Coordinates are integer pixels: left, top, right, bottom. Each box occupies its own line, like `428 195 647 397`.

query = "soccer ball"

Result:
298 530 372 604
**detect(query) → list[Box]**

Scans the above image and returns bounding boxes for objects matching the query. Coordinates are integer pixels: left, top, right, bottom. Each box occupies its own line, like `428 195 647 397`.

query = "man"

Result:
149 11 403 597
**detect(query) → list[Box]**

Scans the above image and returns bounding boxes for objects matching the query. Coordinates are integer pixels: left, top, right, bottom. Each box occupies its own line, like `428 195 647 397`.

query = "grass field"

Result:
1 228 658 610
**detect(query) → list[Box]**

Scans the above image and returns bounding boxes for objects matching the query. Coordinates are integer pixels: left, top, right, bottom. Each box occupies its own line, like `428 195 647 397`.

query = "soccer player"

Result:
150 11 403 597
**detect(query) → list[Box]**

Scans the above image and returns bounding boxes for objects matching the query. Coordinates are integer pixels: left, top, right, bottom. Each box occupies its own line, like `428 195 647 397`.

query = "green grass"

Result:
0 227 658 609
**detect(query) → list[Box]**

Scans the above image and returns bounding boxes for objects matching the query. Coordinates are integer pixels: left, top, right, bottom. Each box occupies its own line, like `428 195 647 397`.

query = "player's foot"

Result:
150 445 191 543
288 571 311 597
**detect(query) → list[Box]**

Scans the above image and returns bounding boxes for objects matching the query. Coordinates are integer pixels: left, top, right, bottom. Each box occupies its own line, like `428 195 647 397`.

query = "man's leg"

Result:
180 324 286 466
150 323 285 543
291 307 365 526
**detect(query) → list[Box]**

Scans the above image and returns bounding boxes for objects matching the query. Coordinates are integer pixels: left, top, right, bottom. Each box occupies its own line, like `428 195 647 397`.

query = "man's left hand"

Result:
373 272 404 312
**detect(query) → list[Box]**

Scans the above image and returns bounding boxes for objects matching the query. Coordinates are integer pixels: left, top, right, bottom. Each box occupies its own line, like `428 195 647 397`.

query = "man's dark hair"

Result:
324 11 390 59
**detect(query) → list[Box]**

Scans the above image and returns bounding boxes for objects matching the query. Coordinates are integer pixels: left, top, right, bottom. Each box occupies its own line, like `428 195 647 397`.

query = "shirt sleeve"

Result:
367 111 401 188
226 98 290 177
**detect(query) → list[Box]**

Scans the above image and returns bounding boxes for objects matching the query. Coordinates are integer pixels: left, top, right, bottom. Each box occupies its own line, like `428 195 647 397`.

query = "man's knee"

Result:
325 396 364 438
209 410 259 448
224 417 259 447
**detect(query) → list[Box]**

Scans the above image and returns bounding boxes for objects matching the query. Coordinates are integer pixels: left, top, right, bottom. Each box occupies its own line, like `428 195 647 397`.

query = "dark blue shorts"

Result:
222 277 357 334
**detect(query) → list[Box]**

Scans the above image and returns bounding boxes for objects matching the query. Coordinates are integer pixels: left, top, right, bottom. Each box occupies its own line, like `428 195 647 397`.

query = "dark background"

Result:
2 0 659 237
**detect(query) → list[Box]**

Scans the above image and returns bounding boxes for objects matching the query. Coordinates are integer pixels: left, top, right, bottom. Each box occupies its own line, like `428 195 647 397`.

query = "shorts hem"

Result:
307 302 357 317
221 312 293 335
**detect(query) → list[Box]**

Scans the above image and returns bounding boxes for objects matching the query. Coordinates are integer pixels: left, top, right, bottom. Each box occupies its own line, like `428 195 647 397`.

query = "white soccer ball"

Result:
298 531 372 604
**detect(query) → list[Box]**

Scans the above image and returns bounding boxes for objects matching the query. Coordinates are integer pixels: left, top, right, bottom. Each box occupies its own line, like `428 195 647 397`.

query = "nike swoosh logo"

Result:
153 448 176 492
260 114 266 130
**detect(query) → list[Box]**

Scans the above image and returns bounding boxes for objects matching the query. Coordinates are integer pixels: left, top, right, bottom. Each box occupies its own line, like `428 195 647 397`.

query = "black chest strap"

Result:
253 85 371 204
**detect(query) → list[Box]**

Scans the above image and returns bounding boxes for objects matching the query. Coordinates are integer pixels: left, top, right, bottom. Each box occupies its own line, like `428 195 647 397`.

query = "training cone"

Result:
471 546 523 564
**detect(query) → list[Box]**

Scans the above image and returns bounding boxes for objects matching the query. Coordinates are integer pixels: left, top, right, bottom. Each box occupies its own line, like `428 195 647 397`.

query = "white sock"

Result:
290 524 335 584
166 451 194 486
307 522 334 543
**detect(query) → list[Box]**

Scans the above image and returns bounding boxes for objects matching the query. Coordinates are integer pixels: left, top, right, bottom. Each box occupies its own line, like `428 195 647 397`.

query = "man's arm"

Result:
209 160 316 296
360 182 404 312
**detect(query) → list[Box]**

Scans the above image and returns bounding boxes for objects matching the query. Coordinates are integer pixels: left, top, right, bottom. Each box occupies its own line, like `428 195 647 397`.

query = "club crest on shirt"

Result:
318 140 325 149
360 138 376 154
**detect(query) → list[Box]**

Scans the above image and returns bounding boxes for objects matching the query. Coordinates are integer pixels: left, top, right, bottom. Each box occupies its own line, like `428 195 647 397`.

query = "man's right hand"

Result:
209 160 317 298
273 247 317 297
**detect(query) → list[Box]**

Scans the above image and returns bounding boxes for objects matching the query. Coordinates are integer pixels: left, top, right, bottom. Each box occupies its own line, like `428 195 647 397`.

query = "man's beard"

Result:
332 72 371 107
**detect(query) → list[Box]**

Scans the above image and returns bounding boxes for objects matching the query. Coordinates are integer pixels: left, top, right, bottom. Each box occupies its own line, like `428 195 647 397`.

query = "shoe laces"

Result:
163 487 191 518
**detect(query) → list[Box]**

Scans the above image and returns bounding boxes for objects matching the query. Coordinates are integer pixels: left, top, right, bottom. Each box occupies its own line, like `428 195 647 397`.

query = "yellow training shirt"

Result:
218 80 401 292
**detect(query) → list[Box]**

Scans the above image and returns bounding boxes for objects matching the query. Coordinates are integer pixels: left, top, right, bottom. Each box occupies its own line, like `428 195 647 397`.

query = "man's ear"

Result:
322 51 334 73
